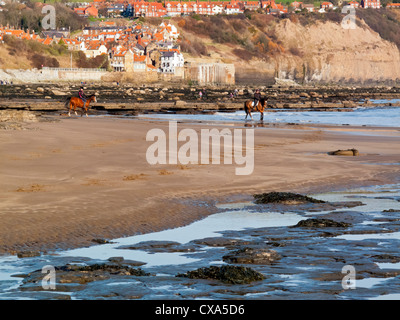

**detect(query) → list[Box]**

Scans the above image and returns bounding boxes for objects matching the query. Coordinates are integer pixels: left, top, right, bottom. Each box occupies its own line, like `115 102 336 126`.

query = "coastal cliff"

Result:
177 11 400 85
273 19 400 84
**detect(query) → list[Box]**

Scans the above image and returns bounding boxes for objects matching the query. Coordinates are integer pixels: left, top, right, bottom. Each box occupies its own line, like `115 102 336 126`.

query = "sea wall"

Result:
0 64 236 85
0 67 107 83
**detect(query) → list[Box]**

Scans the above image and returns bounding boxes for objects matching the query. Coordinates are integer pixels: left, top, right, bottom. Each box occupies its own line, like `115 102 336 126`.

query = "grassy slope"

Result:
0 39 76 69
170 9 400 60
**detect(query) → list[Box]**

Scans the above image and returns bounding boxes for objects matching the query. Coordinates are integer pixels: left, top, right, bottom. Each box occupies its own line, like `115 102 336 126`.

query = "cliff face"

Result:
183 16 400 85
273 19 400 84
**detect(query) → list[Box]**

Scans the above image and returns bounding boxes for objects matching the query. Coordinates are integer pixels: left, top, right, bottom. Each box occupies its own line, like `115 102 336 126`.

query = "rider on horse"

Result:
78 87 87 106
253 89 261 107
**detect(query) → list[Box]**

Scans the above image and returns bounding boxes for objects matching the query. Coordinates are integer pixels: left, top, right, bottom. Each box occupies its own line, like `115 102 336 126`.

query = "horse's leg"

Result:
82 107 88 117
256 103 263 121
261 102 266 121
68 103 72 117
244 102 248 120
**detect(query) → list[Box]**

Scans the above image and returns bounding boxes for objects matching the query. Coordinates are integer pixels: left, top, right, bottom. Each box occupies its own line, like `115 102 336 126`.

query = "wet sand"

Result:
0 116 399 255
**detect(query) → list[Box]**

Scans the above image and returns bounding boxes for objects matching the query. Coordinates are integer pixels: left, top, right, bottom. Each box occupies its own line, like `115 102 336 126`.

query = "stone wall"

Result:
0 68 107 83
42 68 107 82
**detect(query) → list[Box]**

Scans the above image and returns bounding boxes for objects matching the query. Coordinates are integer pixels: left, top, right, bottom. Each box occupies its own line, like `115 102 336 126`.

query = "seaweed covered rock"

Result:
118 240 200 253
253 192 325 205
176 265 265 284
292 218 351 228
22 263 150 287
328 149 359 156
16 250 41 258
191 237 249 247
58 263 150 276
222 247 281 265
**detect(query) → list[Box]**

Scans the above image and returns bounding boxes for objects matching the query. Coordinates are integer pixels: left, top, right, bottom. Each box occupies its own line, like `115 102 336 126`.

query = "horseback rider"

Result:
78 87 87 106
253 89 261 107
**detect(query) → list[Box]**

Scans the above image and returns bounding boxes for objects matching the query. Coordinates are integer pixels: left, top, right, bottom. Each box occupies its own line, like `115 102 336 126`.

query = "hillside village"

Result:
0 0 393 84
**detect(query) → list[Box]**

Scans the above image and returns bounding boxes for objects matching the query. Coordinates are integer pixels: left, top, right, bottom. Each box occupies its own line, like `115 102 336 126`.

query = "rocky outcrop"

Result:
176 265 265 284
0 110 38 123
0 110 40 130
22 262 150 287
292 218 351 228
328 149 359 156
253 192 325 205
222 247 281 265
1 83 400 116
118 240 199 253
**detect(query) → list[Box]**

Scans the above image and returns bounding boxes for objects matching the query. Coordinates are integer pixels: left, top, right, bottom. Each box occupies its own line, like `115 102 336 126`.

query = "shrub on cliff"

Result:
232 48 254 61
74 51 110 70
30 53 59 69
180 37 208 57
175 13 283 60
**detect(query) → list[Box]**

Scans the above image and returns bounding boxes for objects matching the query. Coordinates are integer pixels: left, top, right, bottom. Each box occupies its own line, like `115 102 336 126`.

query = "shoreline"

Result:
1 177 398 258
0 116 399 256
2 83 400 115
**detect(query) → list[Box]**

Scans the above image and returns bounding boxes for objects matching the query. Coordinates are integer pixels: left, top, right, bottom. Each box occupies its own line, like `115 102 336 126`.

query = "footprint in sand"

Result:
177 164 191 170
158 169 174 175
81 178 107 186
15 184 46 192
122 174 147 181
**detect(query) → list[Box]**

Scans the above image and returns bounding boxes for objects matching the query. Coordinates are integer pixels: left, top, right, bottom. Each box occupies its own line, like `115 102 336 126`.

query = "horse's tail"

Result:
64 97 72 109
244 101 249 114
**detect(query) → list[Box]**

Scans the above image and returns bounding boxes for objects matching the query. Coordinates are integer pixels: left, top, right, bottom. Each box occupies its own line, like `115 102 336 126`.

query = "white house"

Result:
158 22 180 41
62 38 86 52
159 49 184 74
85 42 108 58
212 5 224 14
320 1 334 9
224 4 242 14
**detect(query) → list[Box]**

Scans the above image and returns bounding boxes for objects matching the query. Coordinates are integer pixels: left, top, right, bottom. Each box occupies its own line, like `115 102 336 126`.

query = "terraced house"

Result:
110 48 134 72
360 0 380 8
73 4 99 17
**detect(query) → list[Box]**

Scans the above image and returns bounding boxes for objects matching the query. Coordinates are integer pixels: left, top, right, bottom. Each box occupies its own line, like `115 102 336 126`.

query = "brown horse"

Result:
244 98 267 121
65 94 97 117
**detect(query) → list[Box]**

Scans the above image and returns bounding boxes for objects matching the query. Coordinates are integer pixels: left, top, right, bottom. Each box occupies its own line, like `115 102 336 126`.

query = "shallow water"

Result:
60 210 303 266
0 184 399 300
137 104 400 127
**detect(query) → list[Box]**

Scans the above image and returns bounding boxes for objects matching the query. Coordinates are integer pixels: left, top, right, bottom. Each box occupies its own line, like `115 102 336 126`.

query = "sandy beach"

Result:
1 116 399 255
